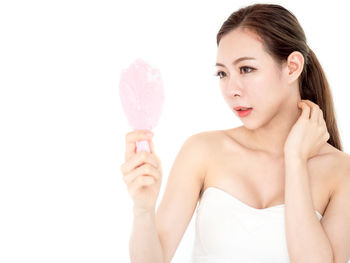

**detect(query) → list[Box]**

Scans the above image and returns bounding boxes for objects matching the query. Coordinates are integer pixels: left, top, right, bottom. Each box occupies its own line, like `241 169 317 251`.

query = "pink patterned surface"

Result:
119 58 164 131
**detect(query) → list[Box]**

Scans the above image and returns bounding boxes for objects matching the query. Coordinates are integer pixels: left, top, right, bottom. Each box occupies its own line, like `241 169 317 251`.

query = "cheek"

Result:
246 75 284 115
247 71 276 92
244 74 273 103
249 69 283 96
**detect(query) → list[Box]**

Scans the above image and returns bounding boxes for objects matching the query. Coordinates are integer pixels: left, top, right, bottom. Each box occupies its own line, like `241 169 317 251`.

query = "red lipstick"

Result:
233 106 253 117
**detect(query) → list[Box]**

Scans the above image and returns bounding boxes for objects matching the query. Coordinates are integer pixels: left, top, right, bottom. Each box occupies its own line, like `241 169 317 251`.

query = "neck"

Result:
246 100 302 158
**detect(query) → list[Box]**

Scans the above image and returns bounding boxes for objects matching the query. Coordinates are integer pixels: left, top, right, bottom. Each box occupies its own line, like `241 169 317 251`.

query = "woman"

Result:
121 3 350 263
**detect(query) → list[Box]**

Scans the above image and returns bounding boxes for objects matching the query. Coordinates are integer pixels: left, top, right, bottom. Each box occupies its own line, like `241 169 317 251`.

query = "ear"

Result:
284 51 304 84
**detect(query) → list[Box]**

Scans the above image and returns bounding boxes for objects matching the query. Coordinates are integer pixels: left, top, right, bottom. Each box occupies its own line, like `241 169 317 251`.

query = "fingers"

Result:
299 100 329 140
310 103 319 123
148 140 162 169
299 100 320 122
149 139 155 155
127 172 157 197
121 132 162 190
298 100 311 119
318 109 325 125
121 150 159 175
123 163 161 185
125 129 154 161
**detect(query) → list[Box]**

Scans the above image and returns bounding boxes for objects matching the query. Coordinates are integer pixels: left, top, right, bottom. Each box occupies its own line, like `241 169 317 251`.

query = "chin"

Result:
240 113 271 131
240 121 260 131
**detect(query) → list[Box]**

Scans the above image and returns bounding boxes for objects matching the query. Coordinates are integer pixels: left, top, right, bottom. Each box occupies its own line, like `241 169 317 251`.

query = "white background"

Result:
0 0 349 262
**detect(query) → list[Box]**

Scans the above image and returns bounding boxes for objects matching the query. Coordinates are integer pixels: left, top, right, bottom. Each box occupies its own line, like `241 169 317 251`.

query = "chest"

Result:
202 148 336 216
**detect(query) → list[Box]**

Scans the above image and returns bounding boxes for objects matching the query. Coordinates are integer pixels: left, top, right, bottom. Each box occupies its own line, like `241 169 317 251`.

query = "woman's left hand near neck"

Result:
283 99 330 162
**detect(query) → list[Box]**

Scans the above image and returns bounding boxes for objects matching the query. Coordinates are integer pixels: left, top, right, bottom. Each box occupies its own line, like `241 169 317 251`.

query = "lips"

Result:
233 106 253 117
233 106 253 111
236 108 252 117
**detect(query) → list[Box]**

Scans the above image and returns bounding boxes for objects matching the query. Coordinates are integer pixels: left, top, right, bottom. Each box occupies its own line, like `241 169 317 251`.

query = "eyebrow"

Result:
215 56 256 67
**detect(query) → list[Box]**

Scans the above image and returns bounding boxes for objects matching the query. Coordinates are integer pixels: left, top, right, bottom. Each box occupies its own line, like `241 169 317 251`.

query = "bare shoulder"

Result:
185 129 227 151
322 144 350 195
188 129 226 141
183 129 229 175
318 147 350 262
334 150 350 190
178 130 220 171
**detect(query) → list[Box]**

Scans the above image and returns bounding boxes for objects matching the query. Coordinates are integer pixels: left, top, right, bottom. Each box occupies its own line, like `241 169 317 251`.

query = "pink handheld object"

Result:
119 58 164 153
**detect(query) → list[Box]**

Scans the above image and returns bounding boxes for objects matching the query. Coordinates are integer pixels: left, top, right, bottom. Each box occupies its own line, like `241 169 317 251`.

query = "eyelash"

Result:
214 66 255 79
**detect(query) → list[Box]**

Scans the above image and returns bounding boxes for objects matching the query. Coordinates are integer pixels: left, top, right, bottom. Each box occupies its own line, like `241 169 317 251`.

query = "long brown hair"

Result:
217 3 343 151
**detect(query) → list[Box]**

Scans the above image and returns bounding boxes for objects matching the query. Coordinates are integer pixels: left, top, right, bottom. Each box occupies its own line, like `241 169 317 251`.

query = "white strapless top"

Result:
189 187 322 263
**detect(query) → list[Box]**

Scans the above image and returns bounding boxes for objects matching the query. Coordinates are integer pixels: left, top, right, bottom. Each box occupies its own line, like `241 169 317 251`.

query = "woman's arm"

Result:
129 132 207 263
129 208 164 263
284 154 333 263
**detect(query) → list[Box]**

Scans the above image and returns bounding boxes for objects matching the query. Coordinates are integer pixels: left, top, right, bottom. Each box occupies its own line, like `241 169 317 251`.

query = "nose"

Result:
223 75 243 97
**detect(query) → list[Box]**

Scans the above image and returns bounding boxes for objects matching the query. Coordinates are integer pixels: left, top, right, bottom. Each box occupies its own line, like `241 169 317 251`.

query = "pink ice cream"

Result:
119 58 164 152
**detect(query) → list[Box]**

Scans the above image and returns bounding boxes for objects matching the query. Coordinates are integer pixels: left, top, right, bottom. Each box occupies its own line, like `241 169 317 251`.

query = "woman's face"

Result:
215 27 294 129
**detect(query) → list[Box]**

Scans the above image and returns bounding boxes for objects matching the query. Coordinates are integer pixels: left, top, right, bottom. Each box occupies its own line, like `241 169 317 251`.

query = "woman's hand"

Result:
120 130 163 213
283 99 330 161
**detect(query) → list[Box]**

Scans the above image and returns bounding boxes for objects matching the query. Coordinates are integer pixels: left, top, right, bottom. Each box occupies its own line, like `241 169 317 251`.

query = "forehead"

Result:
217 28 266 62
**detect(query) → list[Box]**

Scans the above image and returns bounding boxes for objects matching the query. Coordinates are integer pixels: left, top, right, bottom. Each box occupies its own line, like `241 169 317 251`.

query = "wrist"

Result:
284 152 307 163
133 205 155 218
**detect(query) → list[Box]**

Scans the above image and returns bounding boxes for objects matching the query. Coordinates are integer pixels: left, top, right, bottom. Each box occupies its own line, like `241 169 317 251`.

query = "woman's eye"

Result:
214 67 255 79
215 67 255 79
214 71 226 79
240 66 254 74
